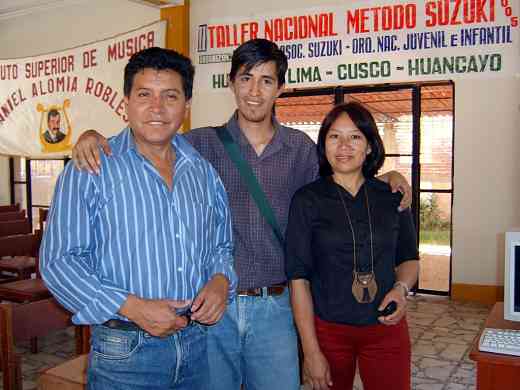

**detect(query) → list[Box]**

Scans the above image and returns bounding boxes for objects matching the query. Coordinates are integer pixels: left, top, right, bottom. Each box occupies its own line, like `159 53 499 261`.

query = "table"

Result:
469 302 520 390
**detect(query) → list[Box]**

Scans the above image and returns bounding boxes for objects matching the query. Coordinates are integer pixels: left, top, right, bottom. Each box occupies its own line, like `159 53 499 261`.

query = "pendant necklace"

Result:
335 182 378 304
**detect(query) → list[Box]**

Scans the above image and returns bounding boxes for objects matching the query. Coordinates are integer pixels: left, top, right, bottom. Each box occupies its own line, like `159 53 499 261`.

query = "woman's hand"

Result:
377 284 408 326
303 350 333 390
71 129 111 174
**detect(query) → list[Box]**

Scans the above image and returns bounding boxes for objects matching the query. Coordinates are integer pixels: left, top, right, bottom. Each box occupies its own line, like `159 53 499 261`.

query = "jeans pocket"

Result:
268 290 293 312
193 322 208 335
91 326 141 360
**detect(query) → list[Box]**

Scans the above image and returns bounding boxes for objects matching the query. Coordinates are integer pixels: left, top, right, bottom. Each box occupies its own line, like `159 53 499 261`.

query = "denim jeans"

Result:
207 289 300 390
87 322 208 390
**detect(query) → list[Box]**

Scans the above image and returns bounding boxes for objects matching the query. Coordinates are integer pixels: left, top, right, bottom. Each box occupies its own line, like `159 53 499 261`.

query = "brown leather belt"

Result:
237 283 287 297
103 316 193 333
103 319 142 332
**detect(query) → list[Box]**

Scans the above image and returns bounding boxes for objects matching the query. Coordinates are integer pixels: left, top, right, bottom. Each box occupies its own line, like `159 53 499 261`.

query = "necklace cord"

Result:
335 184 375 277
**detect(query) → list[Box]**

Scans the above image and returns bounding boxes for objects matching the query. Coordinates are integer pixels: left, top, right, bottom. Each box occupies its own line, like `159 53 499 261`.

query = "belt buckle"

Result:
260 287 269 297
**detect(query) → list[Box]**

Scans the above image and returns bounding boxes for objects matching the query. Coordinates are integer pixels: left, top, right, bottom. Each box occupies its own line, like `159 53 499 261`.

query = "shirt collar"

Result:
47 130 57 141
322 175 384 196
110 127 199 165
225 111 291 148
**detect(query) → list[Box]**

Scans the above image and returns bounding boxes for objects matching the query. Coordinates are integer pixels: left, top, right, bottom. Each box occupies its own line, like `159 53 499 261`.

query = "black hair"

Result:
47 109 60 121
317 102 385 178
229 39 288 86
124 47 195 99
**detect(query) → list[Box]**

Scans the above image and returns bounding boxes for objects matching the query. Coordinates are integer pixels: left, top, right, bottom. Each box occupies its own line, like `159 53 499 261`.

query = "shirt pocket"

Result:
187 202 217 256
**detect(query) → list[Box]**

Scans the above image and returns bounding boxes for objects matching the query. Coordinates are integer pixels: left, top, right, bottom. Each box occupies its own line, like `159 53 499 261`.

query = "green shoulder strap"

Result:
215 126 284 247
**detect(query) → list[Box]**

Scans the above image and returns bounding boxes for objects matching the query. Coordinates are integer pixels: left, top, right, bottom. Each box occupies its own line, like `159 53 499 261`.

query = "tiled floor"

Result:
406 295 490 390
2 295 491 390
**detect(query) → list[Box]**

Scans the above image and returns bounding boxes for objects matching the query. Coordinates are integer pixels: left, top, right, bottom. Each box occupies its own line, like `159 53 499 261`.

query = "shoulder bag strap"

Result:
215 126 284 247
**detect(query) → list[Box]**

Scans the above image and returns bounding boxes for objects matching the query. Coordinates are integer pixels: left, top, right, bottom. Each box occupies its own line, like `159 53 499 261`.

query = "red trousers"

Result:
314 316 411 390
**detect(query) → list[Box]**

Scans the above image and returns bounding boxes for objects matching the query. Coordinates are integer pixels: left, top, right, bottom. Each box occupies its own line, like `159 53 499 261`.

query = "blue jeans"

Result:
207 289 300 390
87 323 207 390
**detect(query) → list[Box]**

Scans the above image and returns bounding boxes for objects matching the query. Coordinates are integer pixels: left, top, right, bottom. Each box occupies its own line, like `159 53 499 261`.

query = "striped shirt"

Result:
40 128 237 325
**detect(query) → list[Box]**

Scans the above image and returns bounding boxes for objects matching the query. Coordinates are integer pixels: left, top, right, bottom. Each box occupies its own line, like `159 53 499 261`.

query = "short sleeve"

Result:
395 208 419 265
285 189 315 280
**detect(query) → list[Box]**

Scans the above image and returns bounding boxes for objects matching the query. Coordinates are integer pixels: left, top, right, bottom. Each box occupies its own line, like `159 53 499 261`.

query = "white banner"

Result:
0 21 166 157
193 0 519 92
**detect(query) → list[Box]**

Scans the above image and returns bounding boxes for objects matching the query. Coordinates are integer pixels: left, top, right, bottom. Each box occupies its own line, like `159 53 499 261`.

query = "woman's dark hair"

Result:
124 47 195 99
229 39 288 86
317 102 385 178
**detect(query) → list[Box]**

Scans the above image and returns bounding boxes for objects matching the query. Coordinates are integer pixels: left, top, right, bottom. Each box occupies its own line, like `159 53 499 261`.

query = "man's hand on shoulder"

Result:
119 295 191 337
378 170 412 211
72 129 112 175
189 274 229 325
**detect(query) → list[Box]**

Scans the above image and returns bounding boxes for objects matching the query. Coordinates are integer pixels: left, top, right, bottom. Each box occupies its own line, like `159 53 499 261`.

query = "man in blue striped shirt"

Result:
40 47 237 390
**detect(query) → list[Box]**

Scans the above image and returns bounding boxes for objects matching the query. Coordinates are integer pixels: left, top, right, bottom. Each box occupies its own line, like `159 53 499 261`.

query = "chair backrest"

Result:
0 204 20 213
0 298 73 390
0 219 31 238
39 208 49 232
0 211 26 222
0 233 39 258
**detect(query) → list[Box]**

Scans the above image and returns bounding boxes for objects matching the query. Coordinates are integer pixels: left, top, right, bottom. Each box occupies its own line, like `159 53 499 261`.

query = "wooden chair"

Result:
0 233 39 282
39 207 49 231
0 204 19 213
0 277 50 303
0 235 51 303
0 219 31 237
0 211 26 222
0 298 90 390
0 234 52 354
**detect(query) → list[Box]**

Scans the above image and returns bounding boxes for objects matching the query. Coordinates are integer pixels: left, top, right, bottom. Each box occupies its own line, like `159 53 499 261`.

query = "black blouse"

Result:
285 176 419 326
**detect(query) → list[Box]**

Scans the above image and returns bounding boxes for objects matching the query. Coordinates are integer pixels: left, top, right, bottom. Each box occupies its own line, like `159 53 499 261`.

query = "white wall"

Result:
0 0 160 205
452 77 520 285
190 0 520 288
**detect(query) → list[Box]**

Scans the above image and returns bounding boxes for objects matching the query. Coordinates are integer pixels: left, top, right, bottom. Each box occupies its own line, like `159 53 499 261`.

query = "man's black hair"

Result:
47 109 60 122
229 39 288 86
124 47 195 99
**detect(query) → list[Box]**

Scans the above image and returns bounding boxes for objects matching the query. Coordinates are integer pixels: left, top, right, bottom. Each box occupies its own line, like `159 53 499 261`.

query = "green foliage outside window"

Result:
420 195 450 245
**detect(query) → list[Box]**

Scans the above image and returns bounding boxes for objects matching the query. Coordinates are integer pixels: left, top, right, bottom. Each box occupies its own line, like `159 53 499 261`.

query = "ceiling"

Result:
0 0 183 20
277 85 454 124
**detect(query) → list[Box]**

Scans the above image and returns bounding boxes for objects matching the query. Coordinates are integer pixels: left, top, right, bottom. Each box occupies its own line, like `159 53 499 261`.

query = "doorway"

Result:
10 157 69 230
277 82 454 295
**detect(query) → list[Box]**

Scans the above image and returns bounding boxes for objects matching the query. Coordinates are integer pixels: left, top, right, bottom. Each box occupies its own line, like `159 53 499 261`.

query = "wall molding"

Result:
451 283 504 305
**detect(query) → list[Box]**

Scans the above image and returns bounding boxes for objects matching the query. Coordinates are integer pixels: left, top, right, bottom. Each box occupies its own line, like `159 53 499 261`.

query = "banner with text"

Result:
193 0 519 92
0 21 165 157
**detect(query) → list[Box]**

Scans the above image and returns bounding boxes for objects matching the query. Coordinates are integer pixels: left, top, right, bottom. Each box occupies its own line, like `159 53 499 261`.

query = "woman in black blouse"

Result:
285 102 419 390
